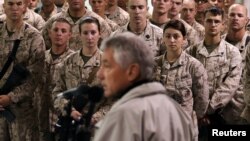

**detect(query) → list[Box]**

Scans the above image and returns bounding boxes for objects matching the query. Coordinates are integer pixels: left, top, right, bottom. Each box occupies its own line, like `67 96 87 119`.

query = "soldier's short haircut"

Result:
204 6 224 19
100 32 155 81
163 20 187 37
51 18 72 32
79 16 101 33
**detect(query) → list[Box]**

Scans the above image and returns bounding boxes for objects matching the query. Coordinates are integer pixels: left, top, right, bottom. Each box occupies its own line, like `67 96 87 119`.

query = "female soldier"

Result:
154 19 209 139
53 17 114 139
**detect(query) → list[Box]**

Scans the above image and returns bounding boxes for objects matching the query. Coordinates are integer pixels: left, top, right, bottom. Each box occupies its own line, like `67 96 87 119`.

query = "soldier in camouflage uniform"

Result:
0 0 45 31
38 18 75 141
181 0 205 41
35 0 59 21
154 20 209 139
221 4 250 124
185 7 242 125
0 0 45 140
53 17 114 131
150 0 199 51
105 0 129 26
113 0 163 56
168 0 200 48
89 0 119 32
242 42 250 123
42 0 112 51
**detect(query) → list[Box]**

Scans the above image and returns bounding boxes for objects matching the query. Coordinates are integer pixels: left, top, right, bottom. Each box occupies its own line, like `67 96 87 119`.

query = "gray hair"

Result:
100 32 155 81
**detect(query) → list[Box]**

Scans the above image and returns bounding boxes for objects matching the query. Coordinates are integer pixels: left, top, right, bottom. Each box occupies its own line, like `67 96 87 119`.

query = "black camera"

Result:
55 85 103 141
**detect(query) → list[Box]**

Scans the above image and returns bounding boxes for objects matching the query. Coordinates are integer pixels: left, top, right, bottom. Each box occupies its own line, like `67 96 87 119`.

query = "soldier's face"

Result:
169 0 182 18
49 21 72 47
163 28 185 53
152 0 172 15
80 23 100 49
204 12 223 36
127 0 148 24
208 0 223 9
181 1 196 25
228 5 248 31
97 48 130 98
3 0 25 21
89 0 107 14
67 0 84 10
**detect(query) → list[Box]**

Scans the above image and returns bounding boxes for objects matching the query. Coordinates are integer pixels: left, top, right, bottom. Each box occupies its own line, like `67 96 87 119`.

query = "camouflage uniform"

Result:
0 21 45 141
35 5 59 21
42 9 112 51
58 2 69 13
52 49 102 101
154 51 209 136
191 20 205 41
0 8 45 31
53 49 114 127
222 32 250 124
106 6 129 26
104 16 119 32
242 42 250 123
40 48 74 133
185 39 243 124
112 20 163 56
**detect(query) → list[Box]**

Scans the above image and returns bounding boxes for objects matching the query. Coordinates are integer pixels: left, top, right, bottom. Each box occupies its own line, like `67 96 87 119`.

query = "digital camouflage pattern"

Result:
0 21 45 141
112 20 163 56
106 6 129 27
40 48 74 132
222 32 250 124
53 49 115 126
185 39 242 123
154 51 209 136
191 21 205 41
104 16 119 32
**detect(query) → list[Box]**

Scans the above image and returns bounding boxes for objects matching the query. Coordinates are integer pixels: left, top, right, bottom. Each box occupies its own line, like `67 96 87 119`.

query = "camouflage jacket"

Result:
0 21 45 116
106 6 129 27
154 51 209 119
45 48 75 95
104 16 119 32
185 39 242 116
52 49 102 99
112 20 163 56
242 42 250 123
191 20 205 41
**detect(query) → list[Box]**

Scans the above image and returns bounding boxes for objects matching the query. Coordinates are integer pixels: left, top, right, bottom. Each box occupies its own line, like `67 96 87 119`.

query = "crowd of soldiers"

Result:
0 0 250 141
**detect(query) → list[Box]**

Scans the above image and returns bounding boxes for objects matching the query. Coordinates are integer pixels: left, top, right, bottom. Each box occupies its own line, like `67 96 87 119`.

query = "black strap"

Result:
0 40 21 80
245 36 250 47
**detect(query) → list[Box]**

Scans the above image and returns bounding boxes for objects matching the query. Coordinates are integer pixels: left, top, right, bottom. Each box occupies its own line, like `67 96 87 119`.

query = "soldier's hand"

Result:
70 109 82 121
198 116 210 126
0 95 11 107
